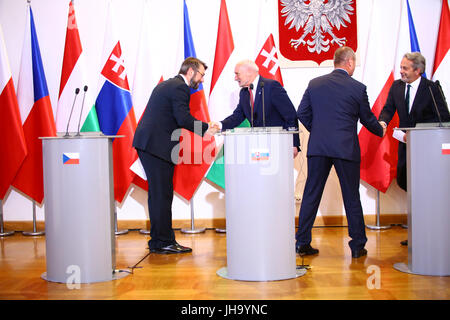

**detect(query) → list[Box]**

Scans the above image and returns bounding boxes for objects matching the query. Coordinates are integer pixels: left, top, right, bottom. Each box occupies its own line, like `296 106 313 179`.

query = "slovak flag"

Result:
95 3 137 203
255 34 284 86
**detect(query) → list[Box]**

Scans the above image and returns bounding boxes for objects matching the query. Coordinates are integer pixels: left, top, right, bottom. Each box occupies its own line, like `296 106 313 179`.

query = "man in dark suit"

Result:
379 52 450 191
133 57 219 254
378 52 450 246
219 60 300 156
296 47 385 259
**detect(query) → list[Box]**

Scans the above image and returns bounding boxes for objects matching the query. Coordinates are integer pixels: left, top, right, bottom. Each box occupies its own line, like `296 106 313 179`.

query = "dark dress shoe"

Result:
296 244 319 255
150 243 192 254
352 248 367 258
400 240 408 246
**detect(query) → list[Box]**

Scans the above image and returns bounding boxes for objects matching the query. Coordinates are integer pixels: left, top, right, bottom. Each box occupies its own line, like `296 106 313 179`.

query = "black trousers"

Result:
137 149 176 249
296 156 367 252
397 143 407 191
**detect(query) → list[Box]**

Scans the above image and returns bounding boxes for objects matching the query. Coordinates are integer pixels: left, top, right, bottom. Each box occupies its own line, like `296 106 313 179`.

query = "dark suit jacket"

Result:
133 75 209 163
378 77 450 190
379 77 450 128
221 77 300 148
298 69 383 162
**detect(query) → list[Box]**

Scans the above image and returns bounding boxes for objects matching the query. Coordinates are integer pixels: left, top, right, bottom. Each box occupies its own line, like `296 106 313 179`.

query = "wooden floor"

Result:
0 226 449 300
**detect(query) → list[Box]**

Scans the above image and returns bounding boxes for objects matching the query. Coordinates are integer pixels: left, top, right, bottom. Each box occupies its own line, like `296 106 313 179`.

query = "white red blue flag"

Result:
95 3 137 203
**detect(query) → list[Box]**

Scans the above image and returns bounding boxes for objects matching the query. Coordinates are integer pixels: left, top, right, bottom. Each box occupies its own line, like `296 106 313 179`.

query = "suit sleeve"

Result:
359 87 383 137
297 86 312 132
221 90 246 130
172 83 208 136
378 85 397 125
270 81 300 147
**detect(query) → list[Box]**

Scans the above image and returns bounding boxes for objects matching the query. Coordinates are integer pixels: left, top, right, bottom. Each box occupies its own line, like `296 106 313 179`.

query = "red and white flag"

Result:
255 34 284 85
432 0 450 100
12 5 56 203
358 0 402 193
0 23 27 200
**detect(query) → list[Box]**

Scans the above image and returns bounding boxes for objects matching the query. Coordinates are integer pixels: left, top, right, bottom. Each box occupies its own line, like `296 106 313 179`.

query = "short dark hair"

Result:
333 46 356 67
178 57 208 75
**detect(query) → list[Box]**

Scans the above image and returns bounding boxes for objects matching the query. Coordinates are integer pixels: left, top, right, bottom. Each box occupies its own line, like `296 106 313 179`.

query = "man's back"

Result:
298 69 383 162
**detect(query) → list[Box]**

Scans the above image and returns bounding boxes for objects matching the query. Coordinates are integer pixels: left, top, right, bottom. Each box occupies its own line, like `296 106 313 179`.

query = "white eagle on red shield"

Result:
278 0 357 64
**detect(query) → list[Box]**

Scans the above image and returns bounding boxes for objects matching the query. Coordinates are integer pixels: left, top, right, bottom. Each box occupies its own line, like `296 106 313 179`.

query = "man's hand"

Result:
379 121 387 137
206 121 221 135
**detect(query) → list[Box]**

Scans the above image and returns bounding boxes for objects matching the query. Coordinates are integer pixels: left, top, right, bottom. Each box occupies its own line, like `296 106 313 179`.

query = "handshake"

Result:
206 121 221 135
379 121 387 137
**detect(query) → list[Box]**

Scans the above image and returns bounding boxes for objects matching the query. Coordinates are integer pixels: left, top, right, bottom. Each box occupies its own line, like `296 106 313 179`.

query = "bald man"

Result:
220 60 300 157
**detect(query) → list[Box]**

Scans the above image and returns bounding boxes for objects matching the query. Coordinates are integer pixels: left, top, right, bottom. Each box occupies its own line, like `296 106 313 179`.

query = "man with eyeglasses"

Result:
133 57 219 254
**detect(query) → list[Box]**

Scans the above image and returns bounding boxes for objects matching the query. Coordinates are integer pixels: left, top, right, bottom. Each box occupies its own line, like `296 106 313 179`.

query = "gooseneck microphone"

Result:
428 83 443 127
75 85 88 136
64 88 80 137
261 81 266 128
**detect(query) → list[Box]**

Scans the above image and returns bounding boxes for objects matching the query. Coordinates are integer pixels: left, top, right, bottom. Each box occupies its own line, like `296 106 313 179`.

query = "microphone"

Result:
75 86 88 136
260 81 266 128
64 88 80 137
428 83 443 127
435 80 448 111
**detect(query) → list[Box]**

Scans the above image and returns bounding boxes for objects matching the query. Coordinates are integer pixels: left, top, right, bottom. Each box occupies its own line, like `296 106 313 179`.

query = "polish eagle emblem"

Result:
280 0 354 54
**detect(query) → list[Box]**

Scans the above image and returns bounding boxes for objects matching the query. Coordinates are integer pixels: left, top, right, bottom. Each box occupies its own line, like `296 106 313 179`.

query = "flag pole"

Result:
181 198 205 234
114 202 128 235
23 200 45 236
366 190 391 230
0 200 14 237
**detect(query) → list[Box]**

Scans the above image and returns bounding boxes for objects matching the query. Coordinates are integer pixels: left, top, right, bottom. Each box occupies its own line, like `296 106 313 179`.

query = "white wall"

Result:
0 0 444 222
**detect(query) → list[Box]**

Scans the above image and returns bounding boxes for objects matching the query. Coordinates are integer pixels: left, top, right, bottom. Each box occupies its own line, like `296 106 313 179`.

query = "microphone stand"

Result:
261 81 266 129
64 88 80 137
75 85 88 136
429 84 443 127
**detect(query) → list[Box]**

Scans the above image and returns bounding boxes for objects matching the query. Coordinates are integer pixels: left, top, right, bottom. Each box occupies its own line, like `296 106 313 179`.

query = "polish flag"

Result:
358 0 402 193
0 23 27 200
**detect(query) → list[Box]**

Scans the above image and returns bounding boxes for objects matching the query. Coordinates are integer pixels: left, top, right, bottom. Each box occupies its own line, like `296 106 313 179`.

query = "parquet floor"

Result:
0 226 449 300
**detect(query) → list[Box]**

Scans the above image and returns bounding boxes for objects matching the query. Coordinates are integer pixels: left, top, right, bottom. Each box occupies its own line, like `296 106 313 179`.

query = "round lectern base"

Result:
216 266 306 281
181 228 206 234
41 269 130 284
0 230 15 237
366 224 391 230
393 263 450 277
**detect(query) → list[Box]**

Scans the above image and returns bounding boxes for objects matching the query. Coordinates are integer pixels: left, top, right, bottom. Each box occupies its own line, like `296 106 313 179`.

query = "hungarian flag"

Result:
432 0 450 99
172 0 216 201
206 0 239 190
359 0 403 193
56 0 99 134
12 5 56 204
95 3 137 203
0 23 27 200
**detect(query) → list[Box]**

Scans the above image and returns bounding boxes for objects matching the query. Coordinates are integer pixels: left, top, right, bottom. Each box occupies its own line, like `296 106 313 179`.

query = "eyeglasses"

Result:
196 70 205 78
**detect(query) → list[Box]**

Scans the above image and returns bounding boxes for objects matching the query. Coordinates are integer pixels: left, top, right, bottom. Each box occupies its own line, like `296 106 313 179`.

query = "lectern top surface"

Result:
220 127 300 135
40 132 124 139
